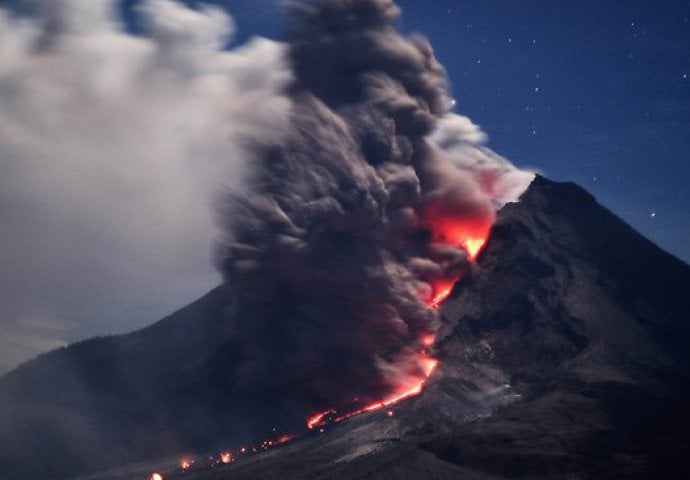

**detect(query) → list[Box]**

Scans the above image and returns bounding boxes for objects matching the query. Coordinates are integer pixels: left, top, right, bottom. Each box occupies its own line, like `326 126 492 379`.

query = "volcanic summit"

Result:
2 176 690 479
0 0 688 479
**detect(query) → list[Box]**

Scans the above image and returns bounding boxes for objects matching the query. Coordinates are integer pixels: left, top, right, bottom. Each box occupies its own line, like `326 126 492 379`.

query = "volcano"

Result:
1 175 689 480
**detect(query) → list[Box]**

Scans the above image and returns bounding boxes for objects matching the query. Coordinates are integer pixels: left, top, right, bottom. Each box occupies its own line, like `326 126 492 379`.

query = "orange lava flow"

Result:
307 409 337 430
428 279 457 311
148 225 491 479
332 356 438 423
305 220 490 431
306 355 439 429
431 219 491 261
275 434 295 444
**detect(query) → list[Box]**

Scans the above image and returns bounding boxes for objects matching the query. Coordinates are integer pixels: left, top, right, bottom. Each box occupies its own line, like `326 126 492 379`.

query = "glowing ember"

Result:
150 474 163 480
300 219 488 431
428 217 490 261
428 279 456 311
157 219 489 469
463 236 487 260
307 408 337 430
306 355 439 428
276 434 295 444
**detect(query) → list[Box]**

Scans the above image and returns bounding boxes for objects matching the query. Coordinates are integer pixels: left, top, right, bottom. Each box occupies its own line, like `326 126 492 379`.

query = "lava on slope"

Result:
149 229 486 480
215 0 529 427
0 1 533 478
305 230 486 431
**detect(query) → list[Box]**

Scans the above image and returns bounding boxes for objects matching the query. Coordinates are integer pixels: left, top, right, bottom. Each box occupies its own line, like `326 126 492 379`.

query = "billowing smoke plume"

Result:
215 0 533 414
0 0 290 374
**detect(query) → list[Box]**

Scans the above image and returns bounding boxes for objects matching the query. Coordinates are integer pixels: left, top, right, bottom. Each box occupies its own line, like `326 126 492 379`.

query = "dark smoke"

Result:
215 0 531 415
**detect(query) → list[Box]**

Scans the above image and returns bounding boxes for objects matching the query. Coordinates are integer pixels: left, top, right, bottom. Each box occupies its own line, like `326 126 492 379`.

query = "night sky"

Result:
201 0 690 263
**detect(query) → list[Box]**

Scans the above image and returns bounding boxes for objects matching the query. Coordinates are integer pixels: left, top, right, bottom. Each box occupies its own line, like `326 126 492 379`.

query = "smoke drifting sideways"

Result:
215 0 534 416
0 0 291 374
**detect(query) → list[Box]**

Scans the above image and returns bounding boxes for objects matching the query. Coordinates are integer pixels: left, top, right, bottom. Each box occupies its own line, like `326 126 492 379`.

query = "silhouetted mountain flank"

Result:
2 176 690 480
0 283 234 479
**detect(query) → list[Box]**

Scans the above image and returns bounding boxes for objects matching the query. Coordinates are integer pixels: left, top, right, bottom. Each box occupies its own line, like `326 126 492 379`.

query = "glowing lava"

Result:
463 237 487 259
307 409 337 430
304 220 489 431
429 217 491 261
151 223 489 478
428 279 457 311
276 434 295 444
307 355 438 429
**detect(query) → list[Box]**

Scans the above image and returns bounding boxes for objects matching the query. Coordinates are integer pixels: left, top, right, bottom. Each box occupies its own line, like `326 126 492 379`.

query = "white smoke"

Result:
0 0 292 375
431 114 536 208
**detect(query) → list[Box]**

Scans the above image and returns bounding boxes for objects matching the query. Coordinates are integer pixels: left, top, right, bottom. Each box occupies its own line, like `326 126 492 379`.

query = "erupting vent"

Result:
305 229 486 430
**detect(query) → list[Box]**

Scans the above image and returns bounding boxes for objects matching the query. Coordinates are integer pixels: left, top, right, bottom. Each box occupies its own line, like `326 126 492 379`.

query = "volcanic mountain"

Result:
2 175 690 480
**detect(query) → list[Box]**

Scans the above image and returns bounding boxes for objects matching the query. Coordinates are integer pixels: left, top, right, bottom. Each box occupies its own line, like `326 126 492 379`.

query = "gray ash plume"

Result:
214 0 531 415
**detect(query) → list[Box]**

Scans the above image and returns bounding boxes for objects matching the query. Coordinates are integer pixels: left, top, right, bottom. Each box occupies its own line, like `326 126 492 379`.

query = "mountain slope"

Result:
3 176 690 480
81 175 690 480
189 175 690 480
0 284 234 479
160 175 690 480
422 175 690 478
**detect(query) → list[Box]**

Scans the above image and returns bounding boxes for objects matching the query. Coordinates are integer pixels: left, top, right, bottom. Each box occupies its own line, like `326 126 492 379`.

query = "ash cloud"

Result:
215 0 533 413
0 0 532 420
0 0 291 375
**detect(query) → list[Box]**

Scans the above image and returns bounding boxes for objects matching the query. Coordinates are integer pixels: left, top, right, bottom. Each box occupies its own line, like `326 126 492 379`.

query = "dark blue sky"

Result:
394 0 690 264
189 0 689 263
14 0 688 261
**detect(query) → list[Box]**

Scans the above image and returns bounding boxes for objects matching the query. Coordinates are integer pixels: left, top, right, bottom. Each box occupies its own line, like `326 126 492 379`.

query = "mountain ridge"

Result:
2 175 690 480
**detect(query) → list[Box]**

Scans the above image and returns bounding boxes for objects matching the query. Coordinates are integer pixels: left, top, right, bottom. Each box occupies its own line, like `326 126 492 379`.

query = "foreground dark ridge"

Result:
2 176 690 480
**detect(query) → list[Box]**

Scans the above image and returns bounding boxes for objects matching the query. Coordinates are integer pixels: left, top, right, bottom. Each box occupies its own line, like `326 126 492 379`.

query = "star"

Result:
650 212 657 219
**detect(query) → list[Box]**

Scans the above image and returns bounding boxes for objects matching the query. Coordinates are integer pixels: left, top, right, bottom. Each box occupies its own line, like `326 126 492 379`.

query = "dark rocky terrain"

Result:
2 176 690 480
